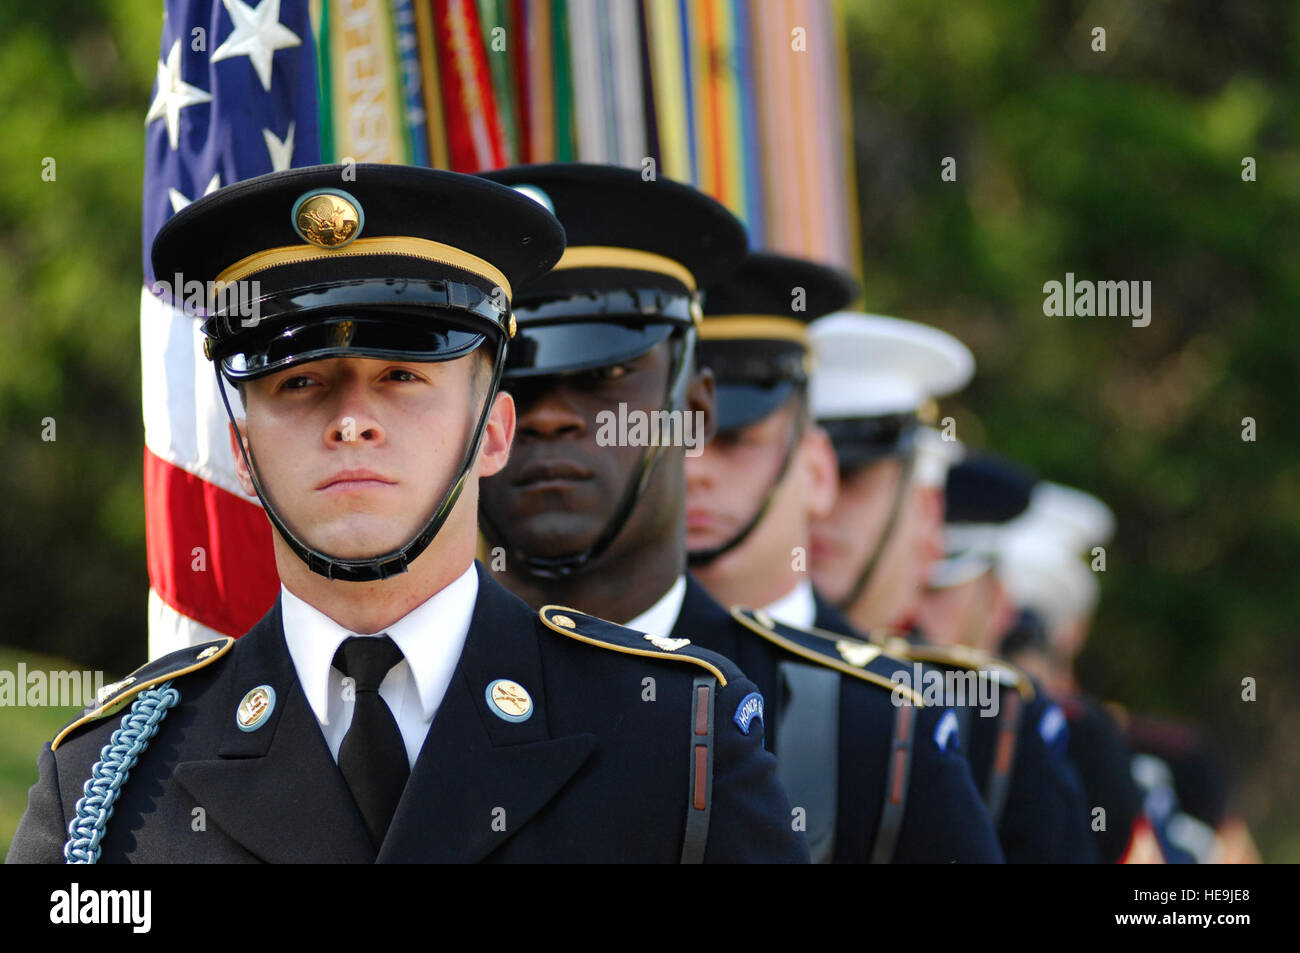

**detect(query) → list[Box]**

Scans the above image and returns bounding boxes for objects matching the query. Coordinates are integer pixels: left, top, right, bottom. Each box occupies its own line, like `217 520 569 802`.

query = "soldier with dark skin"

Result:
479 168 1002 863
7 164 806 865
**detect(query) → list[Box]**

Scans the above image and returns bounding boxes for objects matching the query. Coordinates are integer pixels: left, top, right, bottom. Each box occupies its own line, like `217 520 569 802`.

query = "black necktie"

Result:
333 635 410 848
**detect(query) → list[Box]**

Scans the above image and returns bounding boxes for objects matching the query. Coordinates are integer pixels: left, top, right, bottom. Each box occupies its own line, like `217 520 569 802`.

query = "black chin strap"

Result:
686 406 806 568
835 448 917 612
481 327 697 580
218 334 506 583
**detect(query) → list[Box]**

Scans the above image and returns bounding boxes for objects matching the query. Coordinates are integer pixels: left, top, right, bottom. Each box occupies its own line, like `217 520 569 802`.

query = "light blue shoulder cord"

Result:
63 681 181 864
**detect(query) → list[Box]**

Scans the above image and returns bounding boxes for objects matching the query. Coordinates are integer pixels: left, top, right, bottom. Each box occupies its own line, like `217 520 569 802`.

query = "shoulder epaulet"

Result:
539 605 733 686
52 637 235 751
728 607 924 706
893 642 1034 701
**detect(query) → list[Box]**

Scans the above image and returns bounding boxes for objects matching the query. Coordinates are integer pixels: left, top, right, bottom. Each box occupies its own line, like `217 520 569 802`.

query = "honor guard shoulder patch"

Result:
733 692 764 735
51 637 236 751
728 607 924 706
897 642 1035 701
538 605 732 686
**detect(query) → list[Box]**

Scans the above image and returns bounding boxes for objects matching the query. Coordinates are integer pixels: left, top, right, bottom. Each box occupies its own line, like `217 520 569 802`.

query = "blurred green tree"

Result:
843 0 1300 859
0 2 161 675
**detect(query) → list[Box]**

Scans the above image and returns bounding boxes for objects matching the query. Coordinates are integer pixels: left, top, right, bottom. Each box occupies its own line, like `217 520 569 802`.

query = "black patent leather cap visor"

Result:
714 381 800 433
820 414 919 472
220 312 488 381
504 320 678 378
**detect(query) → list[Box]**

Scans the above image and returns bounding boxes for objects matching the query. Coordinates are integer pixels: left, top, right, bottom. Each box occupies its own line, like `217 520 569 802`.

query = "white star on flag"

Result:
145 39 213 151
211 0 303 93
263 122 296 172
168 172 223 214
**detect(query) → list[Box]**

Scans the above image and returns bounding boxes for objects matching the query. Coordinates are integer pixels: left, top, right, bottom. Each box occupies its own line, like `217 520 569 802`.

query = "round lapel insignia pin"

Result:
291 188 364 249
486 679 533 723
236 685 276 732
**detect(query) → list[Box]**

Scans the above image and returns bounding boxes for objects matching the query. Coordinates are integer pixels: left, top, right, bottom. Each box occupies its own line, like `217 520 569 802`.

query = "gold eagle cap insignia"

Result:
293 190 363 249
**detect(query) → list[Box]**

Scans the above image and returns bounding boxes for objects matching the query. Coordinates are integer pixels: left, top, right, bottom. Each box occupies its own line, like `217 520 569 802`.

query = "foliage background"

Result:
0 0 1295 857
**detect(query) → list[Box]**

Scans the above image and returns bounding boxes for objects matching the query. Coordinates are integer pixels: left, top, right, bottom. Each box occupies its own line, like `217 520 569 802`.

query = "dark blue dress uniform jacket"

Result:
668 576 1003 863
901 632 1101 864
1062 693 1141 863
7 564 808 864
969 688 1100 864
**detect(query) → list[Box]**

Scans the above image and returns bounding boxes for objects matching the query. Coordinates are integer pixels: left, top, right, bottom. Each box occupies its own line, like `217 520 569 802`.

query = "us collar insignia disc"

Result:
236 684 276 732
486 678 533 723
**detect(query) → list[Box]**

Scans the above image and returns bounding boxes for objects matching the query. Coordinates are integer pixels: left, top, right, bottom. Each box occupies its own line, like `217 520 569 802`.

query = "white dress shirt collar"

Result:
281 561 479 728
624 575 688 636
763 577 817 629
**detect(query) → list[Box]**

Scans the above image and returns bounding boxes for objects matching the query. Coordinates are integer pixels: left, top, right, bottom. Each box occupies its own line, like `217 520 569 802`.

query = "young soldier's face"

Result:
809 459 905 601
810 459 936 626
685 405 800 554
685 400 836 567
231 354 497 559
479 342 676 560
914 571 1012 650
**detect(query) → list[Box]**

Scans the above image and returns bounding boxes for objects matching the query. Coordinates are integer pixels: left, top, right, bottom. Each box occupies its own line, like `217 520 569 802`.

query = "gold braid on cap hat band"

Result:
697 315 809 344
213 236 512 301
552 246 697 293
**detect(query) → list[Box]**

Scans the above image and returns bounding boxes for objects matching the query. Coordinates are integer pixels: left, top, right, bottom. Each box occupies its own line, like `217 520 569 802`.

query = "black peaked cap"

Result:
703 252 859 320
699 252 859 430
478 162 749 297
944 454 1038 525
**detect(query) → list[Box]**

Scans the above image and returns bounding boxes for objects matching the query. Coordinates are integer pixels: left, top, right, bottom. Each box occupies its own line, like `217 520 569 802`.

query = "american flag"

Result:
141 0 319 657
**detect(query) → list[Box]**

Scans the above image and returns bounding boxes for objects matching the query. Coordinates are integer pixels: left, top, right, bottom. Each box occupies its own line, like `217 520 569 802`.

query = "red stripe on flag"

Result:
144 448 279 639
433 0 508 171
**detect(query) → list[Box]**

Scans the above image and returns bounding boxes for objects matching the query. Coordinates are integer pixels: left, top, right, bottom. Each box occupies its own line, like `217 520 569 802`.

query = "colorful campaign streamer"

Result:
322 0 408 163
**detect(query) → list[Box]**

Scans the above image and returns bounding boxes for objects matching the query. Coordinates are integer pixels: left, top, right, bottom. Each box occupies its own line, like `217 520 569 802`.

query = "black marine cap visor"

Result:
820 414 920 472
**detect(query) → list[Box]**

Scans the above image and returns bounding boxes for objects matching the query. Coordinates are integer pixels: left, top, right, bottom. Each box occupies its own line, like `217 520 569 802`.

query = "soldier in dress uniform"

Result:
997 483 1261 863
475 163 1001 863
995 483 1145 863
804 313 974 635
7 163 806 864
912 453 1100 861
684 253 1002 862
802 312 1100 862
